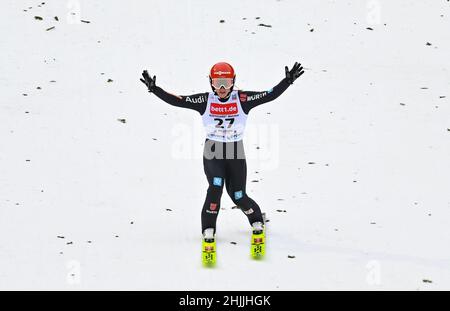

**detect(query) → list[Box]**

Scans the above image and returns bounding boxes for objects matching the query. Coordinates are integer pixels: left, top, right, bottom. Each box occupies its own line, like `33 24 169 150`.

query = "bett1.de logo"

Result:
210 103 238 115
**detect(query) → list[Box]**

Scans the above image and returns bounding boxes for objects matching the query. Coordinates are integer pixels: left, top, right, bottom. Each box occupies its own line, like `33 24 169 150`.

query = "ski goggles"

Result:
211 78 234 90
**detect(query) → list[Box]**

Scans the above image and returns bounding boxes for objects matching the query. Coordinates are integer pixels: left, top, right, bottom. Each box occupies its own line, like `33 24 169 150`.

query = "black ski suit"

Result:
152 78 292 233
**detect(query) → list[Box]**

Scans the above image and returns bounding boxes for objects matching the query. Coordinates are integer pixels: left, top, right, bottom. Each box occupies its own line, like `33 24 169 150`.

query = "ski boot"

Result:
202 228 216 266
251 221 265 259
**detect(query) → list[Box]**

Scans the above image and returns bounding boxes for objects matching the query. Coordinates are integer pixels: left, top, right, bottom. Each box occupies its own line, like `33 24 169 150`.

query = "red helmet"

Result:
209 62 235 79
209 62 236 93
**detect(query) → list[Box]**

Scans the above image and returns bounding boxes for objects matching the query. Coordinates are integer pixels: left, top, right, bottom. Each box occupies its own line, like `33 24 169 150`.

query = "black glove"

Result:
285 62 304 84
140 70 156 92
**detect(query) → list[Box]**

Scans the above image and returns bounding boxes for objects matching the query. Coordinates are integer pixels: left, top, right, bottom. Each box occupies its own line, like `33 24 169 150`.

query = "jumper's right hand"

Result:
140 70 156 92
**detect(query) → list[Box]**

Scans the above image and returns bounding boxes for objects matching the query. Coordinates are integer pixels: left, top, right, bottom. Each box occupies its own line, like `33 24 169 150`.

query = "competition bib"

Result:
202 91 248 142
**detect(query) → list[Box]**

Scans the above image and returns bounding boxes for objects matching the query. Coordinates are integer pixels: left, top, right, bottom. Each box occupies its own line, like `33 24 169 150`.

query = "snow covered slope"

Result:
0 0 449 290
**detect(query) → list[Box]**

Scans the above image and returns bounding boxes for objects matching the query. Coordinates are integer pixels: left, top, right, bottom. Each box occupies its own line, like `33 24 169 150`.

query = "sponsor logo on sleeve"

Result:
185 95 206 104
247 92 267 101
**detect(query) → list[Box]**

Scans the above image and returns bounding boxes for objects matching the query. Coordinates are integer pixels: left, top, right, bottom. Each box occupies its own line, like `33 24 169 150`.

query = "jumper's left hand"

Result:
285 62 304 84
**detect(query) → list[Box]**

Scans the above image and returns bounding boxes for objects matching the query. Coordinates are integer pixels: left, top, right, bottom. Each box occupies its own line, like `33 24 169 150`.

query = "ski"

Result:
251 230 265 258
202 239 216 266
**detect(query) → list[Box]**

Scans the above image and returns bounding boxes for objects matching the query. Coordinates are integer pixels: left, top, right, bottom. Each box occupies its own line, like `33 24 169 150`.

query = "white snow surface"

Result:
1 0 450 290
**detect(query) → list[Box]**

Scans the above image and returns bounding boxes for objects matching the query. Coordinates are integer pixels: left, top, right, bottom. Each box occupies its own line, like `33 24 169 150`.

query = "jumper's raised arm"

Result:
140 70 207 114
238 62 305 114
140 62 304 115
154 87 208 114
238 77 291 114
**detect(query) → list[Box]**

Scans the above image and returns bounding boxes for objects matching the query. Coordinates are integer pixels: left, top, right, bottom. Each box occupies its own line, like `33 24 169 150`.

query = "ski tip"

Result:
202 261 216 268
202 254 217 267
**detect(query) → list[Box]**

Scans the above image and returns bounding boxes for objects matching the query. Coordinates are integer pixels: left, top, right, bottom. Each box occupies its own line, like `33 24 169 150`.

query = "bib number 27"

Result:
214 118 235 128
